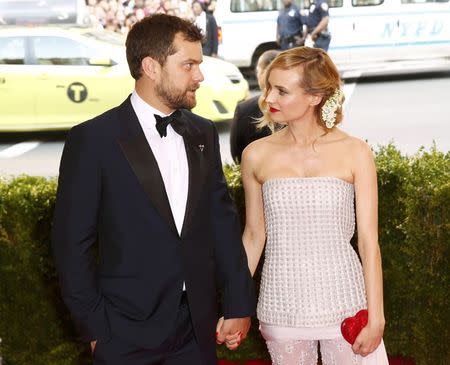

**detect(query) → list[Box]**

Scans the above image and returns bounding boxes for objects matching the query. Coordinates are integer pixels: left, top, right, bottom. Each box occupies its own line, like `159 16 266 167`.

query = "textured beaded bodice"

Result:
257 177 367 327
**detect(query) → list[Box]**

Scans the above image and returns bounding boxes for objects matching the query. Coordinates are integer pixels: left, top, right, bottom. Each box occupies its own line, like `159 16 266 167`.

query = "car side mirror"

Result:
88 58 115 66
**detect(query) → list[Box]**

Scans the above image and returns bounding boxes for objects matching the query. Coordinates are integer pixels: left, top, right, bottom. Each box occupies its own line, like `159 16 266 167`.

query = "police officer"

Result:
307 0 331 51
276 0 306 50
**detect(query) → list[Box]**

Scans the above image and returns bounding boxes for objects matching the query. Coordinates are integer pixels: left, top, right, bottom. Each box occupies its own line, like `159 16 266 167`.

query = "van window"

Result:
303 0 343 6
329 0 344 6
401 0 448 3
231 0 288 12
230 0 342 11
352 0 384 6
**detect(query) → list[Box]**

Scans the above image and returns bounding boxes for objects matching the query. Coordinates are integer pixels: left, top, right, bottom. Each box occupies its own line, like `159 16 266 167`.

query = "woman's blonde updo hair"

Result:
258 47 344 132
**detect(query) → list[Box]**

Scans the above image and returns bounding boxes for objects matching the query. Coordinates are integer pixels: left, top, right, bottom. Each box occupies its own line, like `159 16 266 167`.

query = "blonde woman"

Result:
235 47 389 364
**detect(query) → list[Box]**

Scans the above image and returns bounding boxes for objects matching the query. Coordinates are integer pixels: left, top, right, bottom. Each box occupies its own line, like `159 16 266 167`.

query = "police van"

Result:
214 0 450 77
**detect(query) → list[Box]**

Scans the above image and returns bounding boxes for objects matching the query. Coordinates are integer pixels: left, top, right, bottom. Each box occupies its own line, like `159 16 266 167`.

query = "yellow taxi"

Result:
0 26 249 131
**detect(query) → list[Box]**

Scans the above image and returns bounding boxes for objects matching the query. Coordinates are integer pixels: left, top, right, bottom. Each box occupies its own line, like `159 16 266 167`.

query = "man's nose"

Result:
194 68 204 83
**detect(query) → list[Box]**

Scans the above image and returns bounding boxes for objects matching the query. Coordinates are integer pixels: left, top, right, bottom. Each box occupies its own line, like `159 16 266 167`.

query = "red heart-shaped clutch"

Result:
341 309 368 345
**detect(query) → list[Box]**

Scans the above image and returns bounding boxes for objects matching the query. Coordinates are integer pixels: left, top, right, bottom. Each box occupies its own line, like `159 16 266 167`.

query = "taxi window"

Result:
31 36 94 65
352 0 384 6
83 30 125 46
0 37 25 65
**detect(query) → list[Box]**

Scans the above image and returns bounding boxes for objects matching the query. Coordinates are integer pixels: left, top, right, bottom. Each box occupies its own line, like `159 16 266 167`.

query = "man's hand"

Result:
90 340 97 354
216 317 251 350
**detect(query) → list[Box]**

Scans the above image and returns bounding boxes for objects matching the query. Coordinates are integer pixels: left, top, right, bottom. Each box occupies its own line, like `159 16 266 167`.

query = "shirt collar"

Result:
131 90 174 137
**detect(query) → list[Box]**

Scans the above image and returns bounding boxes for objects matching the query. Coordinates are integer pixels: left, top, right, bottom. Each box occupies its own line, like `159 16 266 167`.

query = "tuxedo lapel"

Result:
117 97 178 236
180 111 208 238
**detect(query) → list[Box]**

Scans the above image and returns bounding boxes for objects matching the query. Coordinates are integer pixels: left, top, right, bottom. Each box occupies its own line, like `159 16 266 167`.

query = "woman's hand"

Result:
216 316 243 350
352 320 384 357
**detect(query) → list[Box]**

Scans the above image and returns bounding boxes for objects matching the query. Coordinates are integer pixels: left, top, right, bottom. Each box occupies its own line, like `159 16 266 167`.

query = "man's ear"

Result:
141 56 161 81
310 94 323 106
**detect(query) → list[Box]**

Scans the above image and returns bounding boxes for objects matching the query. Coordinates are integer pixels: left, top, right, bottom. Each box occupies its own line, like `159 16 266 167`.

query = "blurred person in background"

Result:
124 12 138 32
178 0 194 19
229 49 280 163
145 0 164 14
162 0 179 16
192 0 218 56
105 14 122 32
203 0 216 14
86 0 197 31
306 0 331 51
276 0 307 50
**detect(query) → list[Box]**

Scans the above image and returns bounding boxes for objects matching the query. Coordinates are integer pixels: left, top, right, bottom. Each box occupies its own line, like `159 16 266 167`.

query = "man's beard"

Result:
155 77 198 110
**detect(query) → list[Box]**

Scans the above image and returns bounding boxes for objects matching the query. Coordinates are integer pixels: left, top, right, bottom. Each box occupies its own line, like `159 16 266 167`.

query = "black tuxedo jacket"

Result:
51 97 255 363
229 95 272 163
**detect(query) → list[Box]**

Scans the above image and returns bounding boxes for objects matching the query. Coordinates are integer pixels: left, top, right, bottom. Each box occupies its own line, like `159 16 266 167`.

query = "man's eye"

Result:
185 63 193 70
279 90 286 95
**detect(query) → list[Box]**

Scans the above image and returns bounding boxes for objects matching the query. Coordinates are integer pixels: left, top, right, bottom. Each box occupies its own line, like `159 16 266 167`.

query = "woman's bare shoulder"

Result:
332 129 372 153
242 133 277 164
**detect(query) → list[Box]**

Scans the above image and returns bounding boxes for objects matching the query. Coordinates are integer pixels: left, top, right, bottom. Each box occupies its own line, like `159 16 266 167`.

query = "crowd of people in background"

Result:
86 0 216 34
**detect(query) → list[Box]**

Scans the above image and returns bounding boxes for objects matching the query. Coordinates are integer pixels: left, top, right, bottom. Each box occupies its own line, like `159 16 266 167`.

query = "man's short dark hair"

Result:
126 14 203 80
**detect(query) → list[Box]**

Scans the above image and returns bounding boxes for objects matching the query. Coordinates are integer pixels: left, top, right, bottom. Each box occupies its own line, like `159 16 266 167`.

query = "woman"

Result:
234 47 389 364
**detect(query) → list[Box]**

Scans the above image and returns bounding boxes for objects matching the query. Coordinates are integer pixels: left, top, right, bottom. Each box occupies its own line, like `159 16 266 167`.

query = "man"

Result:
276 0 306 50
192 1 218 57
229 49 280 163
306 0 331 51
52 14 255 365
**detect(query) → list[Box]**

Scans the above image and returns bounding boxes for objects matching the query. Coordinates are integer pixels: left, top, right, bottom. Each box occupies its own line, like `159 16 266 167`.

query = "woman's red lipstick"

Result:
270 107 280 113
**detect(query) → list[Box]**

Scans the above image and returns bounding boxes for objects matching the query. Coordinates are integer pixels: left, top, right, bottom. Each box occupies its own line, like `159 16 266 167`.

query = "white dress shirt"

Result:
130 91 189 289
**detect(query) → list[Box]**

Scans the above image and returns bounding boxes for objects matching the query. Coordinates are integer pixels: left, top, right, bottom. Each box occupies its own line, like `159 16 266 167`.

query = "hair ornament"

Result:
321 89 344 129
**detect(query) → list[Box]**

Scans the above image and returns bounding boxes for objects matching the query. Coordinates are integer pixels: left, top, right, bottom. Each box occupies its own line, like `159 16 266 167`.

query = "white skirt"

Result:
260 322 389 365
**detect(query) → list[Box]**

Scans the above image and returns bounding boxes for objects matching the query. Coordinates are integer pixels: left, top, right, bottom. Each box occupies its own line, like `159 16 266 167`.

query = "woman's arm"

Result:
352 140 385 356
241 145 267 276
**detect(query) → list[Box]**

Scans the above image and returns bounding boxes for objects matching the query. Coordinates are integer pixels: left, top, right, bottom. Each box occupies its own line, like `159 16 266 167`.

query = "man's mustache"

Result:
188 84 200 92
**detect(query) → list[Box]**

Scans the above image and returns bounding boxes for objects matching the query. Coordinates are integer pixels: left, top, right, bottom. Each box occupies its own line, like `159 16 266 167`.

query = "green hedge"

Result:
0 145 448 365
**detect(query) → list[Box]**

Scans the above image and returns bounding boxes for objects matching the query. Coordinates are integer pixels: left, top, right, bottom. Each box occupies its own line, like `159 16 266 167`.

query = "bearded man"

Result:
51 14 255 365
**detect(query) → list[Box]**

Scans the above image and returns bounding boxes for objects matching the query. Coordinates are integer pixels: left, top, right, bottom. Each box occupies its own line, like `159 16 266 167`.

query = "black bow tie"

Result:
154 110 186 138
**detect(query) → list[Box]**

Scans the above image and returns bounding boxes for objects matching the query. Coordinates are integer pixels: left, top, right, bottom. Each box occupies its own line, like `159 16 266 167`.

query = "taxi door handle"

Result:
0 77 5 84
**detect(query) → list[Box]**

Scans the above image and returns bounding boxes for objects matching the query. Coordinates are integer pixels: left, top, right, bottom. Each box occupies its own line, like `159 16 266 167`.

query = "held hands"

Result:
90 340 97 353
216 316 251 350
352 320 384 357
